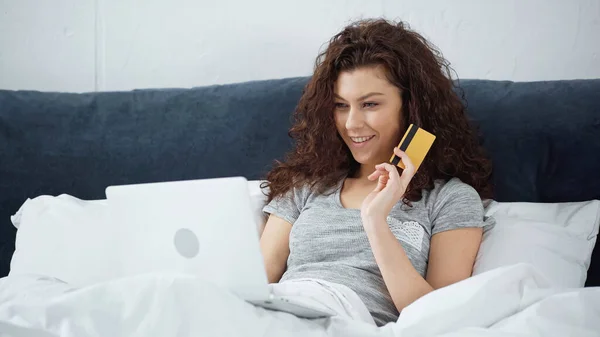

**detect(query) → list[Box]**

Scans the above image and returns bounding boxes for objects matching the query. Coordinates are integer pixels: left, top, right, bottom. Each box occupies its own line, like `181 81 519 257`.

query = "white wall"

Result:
1 0 599 92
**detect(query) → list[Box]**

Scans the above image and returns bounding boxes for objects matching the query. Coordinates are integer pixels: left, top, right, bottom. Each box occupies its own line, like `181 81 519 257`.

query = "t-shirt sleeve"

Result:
430 179 496 235
262 184 309 225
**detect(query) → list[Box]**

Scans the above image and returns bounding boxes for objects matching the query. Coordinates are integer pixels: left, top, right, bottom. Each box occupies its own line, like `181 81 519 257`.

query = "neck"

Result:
356 163 377 181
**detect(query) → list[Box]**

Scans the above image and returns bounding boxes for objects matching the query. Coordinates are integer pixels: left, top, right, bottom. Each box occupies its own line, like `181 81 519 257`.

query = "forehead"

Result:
333 66 395 97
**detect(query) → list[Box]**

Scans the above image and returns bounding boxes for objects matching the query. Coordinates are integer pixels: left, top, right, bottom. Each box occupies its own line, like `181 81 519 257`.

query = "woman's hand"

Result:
361 148 416 227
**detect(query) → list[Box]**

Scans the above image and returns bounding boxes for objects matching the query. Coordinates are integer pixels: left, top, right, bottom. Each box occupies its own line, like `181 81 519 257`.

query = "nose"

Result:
345 108 365 131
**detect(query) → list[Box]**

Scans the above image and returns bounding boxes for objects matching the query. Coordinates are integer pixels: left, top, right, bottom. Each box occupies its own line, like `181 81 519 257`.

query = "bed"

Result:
0 77 599 336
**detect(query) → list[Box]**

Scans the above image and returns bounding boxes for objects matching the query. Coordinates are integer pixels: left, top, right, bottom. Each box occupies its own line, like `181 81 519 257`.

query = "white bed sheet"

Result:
0 263 598 337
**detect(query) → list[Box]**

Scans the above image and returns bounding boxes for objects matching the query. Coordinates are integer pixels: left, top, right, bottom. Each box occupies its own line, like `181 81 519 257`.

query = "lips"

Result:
350 135 375 143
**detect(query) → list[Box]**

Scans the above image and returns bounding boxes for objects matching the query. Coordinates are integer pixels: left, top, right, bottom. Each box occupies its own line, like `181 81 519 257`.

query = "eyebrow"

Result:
334 92 384 101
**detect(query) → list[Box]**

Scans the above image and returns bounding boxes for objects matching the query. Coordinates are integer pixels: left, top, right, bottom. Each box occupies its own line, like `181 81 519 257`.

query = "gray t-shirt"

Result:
263 177 495 326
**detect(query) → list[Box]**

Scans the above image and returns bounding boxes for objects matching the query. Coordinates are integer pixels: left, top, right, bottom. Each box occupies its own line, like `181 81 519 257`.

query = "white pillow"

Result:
474 200 600 288
9 194 115 286
10 182 599 289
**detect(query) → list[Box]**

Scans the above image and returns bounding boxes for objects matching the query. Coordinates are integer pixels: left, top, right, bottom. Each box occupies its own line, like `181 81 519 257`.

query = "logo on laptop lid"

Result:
174 228 200 258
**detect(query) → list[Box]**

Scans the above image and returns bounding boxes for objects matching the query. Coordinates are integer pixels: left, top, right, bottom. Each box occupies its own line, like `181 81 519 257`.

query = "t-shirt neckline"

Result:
334 176 362 211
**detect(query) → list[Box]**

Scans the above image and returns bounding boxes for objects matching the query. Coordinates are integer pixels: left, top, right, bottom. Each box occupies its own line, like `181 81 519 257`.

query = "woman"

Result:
260 18 495 327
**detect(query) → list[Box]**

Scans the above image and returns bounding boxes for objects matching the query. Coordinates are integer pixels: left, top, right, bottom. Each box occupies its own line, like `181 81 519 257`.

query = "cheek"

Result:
373 110 402 140
334 113 346 131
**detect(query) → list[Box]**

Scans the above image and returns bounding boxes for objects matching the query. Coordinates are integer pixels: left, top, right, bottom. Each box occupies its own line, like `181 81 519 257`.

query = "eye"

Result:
334 102 349 109
363 102 379 108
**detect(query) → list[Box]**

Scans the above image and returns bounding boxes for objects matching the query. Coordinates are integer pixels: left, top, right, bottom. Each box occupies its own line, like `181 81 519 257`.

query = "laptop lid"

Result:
105 176 269 301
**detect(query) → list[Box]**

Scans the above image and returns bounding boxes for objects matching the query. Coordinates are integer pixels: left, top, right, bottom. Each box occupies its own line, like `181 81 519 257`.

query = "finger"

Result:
376 164 399 194
375 171 389 192
393 150 416 184
375 163 402 185
369 168 388 187
368 169 384 181
393 147 411 166
367 171 378 181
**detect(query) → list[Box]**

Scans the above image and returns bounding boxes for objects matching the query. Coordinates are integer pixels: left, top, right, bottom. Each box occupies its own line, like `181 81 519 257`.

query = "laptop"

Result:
105 176 335 319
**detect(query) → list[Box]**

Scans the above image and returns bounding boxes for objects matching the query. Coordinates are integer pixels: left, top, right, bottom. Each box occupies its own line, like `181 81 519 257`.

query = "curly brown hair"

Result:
263 18 493 203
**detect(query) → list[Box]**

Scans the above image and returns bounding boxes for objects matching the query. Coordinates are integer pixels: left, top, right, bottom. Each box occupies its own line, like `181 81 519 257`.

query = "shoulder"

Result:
421 177 479 200
424 178 496 235
425 178 484 216
268 179 337 208
434 177 479 200
274 182 313 206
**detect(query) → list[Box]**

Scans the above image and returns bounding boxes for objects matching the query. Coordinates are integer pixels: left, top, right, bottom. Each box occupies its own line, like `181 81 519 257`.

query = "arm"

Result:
425 227 482 289
362 148 484 312
363 218 482 312
363 218 433 311
259 214 292 283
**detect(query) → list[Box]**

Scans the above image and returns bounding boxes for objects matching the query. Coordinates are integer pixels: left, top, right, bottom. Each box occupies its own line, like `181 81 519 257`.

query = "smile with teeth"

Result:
350 135 375 143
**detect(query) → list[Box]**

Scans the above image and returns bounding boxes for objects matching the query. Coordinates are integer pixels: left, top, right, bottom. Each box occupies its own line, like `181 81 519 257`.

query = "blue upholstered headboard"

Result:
1 77 599 285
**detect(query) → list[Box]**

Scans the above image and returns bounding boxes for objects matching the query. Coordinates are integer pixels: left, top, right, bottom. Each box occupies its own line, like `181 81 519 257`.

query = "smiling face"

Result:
333 65 405 171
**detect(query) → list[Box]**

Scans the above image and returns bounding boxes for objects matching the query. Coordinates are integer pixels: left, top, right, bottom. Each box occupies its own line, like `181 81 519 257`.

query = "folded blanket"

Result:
272 278 376 325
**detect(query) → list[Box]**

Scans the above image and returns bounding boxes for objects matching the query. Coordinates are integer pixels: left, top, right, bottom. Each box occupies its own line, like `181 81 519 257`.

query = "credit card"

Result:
389 124 436 172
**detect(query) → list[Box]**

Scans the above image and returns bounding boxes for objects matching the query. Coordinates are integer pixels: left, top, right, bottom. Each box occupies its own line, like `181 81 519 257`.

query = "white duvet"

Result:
0 263 598 337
